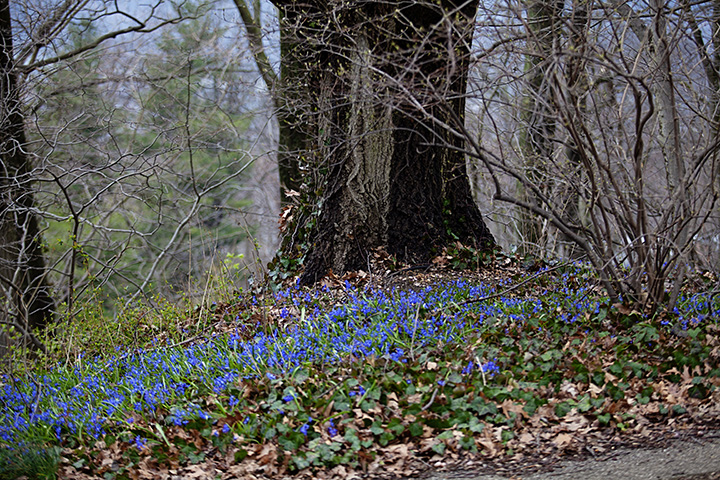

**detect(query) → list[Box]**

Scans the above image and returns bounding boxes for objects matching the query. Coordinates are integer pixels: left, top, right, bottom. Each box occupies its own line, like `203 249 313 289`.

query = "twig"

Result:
460 259 582 306
388 264 432 277
477 355 487 386
421 387 439 411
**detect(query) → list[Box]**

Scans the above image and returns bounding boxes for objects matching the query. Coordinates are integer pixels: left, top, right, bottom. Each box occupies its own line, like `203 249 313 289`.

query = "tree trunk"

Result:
560 0 590 258
0 1 55 337
276 10 310 198
234 0 307 201
684 0 720 266
649 0 689 307
712 0 720 268
517 0 563 254
273 0 495 284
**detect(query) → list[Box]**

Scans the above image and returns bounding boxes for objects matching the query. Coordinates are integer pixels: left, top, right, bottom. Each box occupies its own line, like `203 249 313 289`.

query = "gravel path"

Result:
424 436 720 480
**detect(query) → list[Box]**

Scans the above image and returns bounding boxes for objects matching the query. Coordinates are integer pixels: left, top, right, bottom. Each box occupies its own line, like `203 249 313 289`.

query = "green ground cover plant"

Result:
1 261 718 479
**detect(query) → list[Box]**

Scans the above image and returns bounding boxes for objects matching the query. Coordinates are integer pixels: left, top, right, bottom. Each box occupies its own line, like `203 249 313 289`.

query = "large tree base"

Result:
298 185 495 286
278 0 495 286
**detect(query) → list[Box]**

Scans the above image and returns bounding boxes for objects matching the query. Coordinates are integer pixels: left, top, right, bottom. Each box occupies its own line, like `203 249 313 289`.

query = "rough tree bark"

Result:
0 0 55 339
270 0 495 284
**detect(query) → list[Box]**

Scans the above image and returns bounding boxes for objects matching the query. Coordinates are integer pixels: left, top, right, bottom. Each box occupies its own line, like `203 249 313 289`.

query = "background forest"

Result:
1 0 720 477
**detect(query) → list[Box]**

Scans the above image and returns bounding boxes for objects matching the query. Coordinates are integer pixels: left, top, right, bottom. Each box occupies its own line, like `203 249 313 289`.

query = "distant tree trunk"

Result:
649 0 689 306
711 0 720 268
560 0 590 258
684 0 720 266
270 0 495 284
696 0 720 131
234 0 308 201
276 10 310 198
517 0 563 254
715 0 720 128
651 0 683 193
0 1 55 338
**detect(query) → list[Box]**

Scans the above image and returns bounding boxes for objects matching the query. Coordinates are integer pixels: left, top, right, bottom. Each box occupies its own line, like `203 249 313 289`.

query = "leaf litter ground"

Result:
2 255 719 480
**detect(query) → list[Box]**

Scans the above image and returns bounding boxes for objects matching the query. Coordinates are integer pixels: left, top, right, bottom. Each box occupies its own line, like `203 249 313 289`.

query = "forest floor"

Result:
3 253 720 480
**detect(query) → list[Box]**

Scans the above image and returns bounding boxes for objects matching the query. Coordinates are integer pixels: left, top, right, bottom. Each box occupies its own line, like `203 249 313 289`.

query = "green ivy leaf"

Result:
577 395 592 412
555 401 573 417
408 422 423 437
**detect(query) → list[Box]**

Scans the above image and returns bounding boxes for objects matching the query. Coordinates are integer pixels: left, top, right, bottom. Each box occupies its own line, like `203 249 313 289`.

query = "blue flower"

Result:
482 360 500 377
134 435 146 451
300 417 313 436
327 419 338 437
349 385 366 397
462 361 474 374
390 348 404 362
